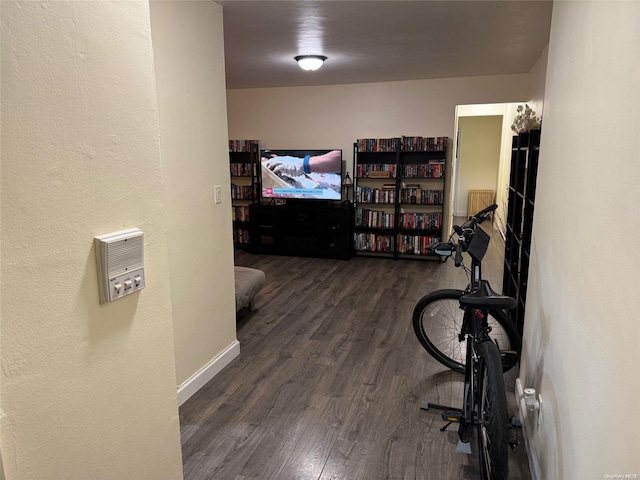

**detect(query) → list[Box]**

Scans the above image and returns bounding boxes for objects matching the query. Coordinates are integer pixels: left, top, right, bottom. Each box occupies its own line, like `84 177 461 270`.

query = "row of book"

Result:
354 233 394 253
233 227 250 245
356 164 444 179
230 163 254 176
355 208 395 229
354 233 441 255
231 184 254 200
229 140 258 152
401 163 445 178
398 212 442 230
356 163 397 178
403 136 447 152
232 206 250 222
399 188 444 205
356 138 401 152
355 186 396 204
357 136 447 152
355 209 442 231
397 234 440 255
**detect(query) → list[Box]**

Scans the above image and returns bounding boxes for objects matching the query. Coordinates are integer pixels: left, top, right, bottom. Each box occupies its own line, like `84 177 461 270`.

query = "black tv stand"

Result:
249 202 353 259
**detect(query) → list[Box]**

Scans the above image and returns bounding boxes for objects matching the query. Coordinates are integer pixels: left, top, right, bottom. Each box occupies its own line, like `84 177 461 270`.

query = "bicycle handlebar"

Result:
475 203 498 218
431 204 498 262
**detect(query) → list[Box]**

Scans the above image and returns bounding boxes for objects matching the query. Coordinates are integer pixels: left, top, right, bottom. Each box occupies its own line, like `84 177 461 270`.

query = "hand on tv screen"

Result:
263 155 304 176
263 150 341 176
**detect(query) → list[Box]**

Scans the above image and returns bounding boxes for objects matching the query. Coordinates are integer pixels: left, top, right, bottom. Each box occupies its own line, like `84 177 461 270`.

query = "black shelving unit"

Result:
502 130 540 334
229 141 259 249
249 202 353 260
353 137 447 260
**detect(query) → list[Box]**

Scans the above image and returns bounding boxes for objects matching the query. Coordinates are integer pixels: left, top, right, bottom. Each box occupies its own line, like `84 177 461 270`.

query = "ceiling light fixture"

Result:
294 55 327 71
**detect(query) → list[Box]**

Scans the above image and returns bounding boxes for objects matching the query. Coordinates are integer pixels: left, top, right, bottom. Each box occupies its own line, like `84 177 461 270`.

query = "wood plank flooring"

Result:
179 223 531 480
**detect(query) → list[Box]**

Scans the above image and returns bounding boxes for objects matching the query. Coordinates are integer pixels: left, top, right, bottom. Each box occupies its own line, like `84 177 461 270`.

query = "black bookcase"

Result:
502 130 540 334
352 137 447 260
229 141 259 249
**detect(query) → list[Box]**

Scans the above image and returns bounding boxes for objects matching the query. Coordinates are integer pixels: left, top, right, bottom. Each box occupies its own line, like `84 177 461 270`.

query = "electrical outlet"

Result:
214 185 222 204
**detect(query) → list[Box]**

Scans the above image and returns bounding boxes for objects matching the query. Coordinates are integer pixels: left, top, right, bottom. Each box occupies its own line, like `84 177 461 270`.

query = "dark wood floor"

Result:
179 223 531 480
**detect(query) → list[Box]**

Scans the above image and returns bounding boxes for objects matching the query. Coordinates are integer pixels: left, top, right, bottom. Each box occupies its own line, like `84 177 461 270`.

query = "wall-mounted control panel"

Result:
94 228 145 304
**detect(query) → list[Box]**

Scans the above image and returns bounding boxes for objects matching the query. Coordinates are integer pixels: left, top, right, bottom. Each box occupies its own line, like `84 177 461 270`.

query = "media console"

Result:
249 203 353 260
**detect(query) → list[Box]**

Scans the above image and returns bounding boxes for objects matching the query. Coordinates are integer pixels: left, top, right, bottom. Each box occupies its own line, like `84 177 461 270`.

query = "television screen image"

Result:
261 149 342 200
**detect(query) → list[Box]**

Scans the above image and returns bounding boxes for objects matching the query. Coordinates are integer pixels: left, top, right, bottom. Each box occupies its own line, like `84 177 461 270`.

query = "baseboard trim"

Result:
177 340 240 406
516 378 541 480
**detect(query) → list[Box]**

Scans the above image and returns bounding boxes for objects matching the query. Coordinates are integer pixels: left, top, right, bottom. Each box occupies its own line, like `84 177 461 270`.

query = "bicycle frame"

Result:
420 206 513 449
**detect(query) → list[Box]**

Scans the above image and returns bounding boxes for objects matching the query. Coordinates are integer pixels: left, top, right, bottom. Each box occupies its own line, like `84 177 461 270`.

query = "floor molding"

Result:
177 340 240 406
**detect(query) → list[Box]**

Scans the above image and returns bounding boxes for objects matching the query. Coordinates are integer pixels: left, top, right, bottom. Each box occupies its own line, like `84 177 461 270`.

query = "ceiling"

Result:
218 0 553 90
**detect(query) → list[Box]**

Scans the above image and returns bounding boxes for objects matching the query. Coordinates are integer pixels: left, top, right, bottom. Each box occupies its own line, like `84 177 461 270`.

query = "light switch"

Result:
214 185 222 204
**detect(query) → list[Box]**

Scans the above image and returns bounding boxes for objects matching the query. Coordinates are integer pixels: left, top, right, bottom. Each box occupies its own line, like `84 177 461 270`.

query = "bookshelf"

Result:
502 130 540 335
229 140 259 249
353 136 448 259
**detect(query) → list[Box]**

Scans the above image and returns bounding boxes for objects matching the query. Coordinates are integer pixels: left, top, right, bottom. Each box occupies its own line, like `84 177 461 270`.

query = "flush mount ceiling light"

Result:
294 55 327 71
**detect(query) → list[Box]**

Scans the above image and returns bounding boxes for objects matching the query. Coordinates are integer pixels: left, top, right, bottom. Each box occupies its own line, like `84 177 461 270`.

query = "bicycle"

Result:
412 204 520 480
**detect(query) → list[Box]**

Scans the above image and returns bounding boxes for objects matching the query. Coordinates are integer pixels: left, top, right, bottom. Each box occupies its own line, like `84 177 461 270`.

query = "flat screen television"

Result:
260 149 342 201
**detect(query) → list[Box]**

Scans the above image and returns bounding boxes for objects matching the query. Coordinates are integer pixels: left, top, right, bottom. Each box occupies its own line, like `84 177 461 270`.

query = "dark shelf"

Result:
503 130 540 335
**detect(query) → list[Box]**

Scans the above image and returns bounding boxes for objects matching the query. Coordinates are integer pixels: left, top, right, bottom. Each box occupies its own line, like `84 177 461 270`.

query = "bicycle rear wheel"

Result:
476 340 509 480
412 289 520 373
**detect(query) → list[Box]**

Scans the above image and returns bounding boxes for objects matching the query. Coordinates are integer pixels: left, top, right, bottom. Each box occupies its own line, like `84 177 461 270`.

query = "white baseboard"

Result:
177 340 240 406
515 378 541 480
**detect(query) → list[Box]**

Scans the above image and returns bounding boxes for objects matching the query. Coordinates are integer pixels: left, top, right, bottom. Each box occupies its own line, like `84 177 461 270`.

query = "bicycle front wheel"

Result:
412 289 520 373
476 340 509 480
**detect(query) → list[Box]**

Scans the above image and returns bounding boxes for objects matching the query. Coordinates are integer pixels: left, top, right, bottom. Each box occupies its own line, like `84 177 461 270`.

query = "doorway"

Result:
444 103 523 240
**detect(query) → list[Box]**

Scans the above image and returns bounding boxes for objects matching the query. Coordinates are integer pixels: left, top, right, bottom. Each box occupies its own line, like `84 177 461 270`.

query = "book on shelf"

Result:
355 186 396 204
231 184 253 200
229 139 259 152
398 212 442 230
399 188 443 205
401 136 448 152
355 208 395 229
401 163 445 178
396 234 440 255
232 206 250 222
357 164 396 178
357 138 401 152
230 163 253 176
233 227 250 245
354 232 394 253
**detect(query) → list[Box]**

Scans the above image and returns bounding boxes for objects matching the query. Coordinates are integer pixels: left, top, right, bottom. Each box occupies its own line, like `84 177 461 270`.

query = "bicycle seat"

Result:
459 280 516 310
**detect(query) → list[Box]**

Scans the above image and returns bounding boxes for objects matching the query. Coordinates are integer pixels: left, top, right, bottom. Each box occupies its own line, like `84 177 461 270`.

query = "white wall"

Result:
228 74 528 168
228 74 528 239
521 2 640 478
1 2 183 478
150 1 238 399
527 45 549 120
455 116 503 217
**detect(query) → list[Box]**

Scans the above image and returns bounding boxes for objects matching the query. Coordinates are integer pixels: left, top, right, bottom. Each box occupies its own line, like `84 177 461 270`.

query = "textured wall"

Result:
521 1 640 478
1 2 183 478
150 1 237 388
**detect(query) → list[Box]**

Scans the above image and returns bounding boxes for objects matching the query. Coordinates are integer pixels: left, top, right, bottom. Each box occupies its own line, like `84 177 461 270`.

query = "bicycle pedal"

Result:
500 350 519 369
